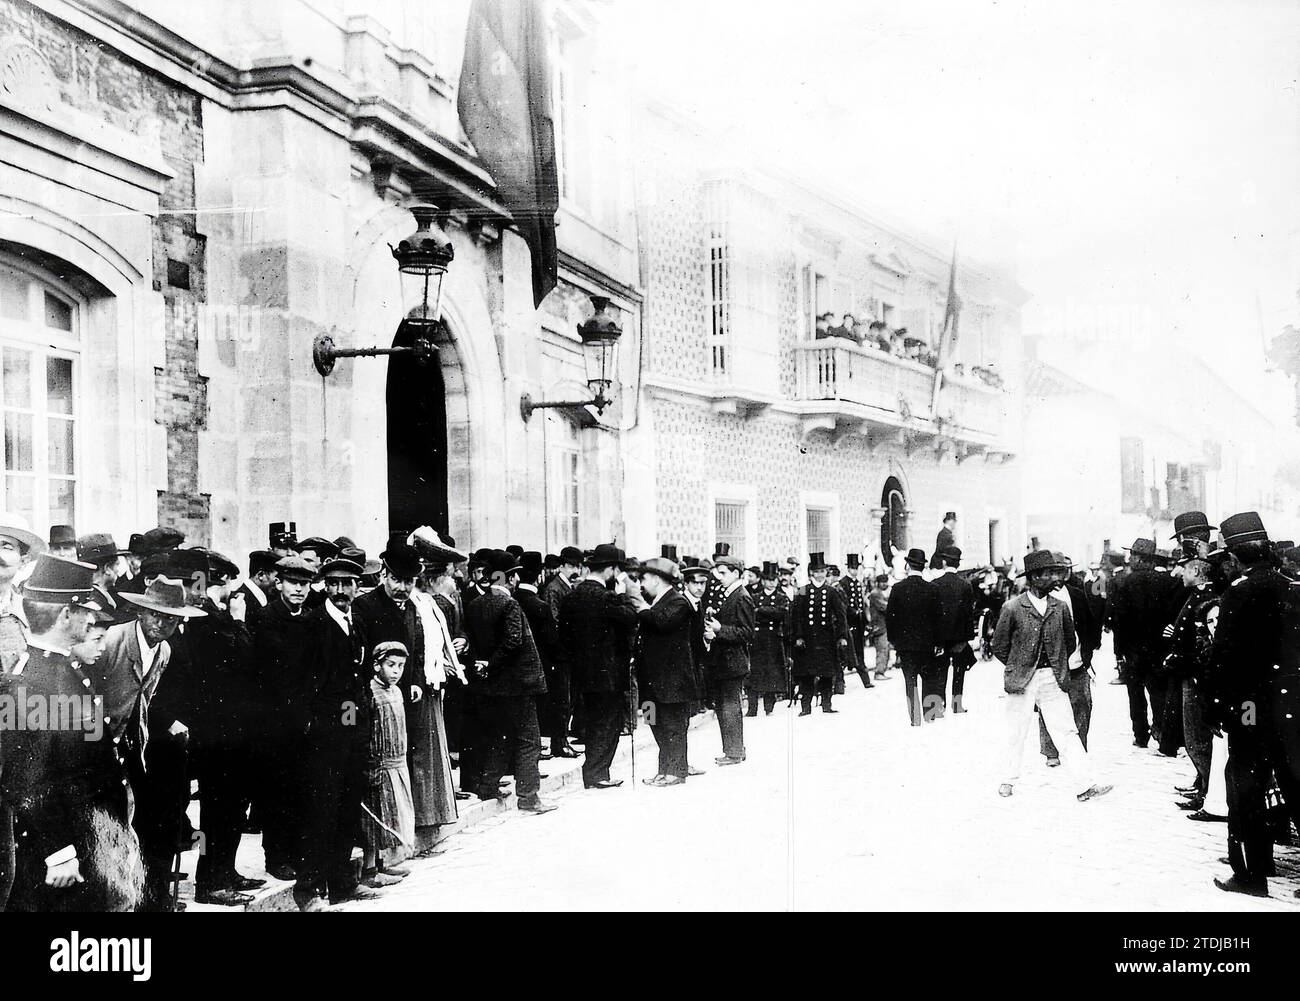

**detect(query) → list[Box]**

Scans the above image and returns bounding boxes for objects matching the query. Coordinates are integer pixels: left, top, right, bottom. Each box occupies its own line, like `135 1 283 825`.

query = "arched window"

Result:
880 476 907 564
0 257 79 531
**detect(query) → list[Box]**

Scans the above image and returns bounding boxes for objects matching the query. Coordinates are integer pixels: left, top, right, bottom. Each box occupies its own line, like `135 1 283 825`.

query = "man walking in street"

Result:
886 549 941 725
931 546 974 714
992 549 1111 802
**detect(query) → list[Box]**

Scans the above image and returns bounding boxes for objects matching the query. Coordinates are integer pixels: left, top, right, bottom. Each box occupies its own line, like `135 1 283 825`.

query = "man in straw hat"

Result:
636 556 702 785
992 550 1111 803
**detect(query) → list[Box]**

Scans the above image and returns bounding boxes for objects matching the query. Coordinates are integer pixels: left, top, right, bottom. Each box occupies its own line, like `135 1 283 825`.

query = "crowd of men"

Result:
2 501 1298 911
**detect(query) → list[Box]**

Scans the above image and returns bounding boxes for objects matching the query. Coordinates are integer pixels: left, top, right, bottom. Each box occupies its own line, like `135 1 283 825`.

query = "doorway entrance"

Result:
386 319 449 538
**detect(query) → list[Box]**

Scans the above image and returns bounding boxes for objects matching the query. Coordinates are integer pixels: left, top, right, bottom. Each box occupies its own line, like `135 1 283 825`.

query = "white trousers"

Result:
1005 667 1095 794
1203 734 1228 815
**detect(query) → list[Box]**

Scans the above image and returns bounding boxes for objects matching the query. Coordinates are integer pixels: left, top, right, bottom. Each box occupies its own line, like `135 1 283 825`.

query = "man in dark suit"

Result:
932 513 957 571
232 550 280 632
681 564 711 685
556 544 639 789
514 552 559 760
931 546 975 714
792 553 850 715
538 546 583 755
635 558 701 785
1107 537 1185 749
292 557 374 910
886 548 941 725
463 550 555 814
1207 512 1294 896
838 553 873 689
704 555 755 765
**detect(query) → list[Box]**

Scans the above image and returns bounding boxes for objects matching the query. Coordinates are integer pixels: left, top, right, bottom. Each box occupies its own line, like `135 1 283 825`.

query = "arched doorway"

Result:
386 319 449 537
880 476 908 564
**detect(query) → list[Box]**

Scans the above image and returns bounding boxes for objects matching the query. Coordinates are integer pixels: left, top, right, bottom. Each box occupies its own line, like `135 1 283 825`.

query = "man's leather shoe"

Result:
797 708 812 716
1175 784 1199 794
642 774 665 785
196 887 254 907
265 863 297 881
715 755 745 766
333 886 384 903
231 875 266 891
585 779 623 789
1076 783 1113 802
1177 798 1204 811
380 864 410 879
539 750 554 761
1214 875 1268 897
552 745 580 758
658 774 686 785
362 870 404 888
687 765 705 776
1045 757 1061 768
518 797 558 814
1132 739 1149 748
454 790 473 800
1187 810 1228 822
822 707 839 714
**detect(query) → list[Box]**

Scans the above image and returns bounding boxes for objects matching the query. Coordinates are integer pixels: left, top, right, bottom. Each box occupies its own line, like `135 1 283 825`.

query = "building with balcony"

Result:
0 0 637 557
1022 335 1300 566
623 102 1030 572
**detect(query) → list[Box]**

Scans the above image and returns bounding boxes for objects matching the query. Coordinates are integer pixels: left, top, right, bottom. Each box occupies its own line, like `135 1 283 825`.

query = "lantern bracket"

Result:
313 332 439 377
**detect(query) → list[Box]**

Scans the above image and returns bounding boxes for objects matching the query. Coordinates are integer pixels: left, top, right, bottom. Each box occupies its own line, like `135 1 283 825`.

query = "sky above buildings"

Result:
617 0 1300 419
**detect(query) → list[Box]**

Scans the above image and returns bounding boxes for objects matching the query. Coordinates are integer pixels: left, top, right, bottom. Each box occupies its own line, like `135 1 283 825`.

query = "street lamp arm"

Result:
312 333 438 377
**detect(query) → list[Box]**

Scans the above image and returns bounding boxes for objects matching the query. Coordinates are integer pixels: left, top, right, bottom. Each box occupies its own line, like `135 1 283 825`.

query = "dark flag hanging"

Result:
457 0 559 308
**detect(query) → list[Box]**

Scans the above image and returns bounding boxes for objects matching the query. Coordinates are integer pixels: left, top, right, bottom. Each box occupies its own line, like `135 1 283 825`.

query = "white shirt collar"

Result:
490 583 513 597
135 621 162 676
517 583 538 594
324 598 350 635
1026 591 1049 616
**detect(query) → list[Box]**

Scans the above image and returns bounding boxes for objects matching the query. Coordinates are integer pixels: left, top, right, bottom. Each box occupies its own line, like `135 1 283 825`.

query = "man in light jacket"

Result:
991 550 1111 802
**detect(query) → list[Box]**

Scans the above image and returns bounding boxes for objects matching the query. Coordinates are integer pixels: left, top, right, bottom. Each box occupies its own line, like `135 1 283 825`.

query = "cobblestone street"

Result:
340 644 1300 912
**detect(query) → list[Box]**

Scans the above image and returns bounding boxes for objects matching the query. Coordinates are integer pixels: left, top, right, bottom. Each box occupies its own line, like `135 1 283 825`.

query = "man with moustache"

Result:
251 555 318 881
792 553 850 716
293 557 376 910
635 557 701 785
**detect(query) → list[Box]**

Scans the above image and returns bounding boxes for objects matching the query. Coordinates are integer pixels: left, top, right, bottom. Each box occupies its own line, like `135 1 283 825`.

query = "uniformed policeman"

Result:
839 553 873 689
791 553 850 715
746 562 792 716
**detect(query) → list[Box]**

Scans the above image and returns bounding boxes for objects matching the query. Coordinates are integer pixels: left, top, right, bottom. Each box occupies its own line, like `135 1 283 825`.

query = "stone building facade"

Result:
624 103 1029 573
2 0 638 559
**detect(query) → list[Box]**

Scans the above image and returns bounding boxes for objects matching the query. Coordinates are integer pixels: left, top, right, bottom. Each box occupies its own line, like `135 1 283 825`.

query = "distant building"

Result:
1022 335 1300 564
623 102 1029 573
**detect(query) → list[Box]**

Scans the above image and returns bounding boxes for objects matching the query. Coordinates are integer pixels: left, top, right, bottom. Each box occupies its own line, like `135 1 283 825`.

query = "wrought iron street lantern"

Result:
521 295 624 421
313 204 455 377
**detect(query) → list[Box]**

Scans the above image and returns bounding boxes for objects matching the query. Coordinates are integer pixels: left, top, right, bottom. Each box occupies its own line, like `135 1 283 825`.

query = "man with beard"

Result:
293 558 376 910
746 562 791 716
792 554 850 716
251 555 318 881
183 552 263 906
1 555 139 912
556 544 639 789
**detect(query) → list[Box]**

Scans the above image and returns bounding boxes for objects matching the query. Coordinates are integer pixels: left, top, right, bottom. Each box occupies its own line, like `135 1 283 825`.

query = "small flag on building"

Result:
457 0 559 308
930 245 962 415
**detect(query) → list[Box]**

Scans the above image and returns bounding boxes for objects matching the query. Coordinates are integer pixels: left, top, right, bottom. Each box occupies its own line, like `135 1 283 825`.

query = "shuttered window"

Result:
715 501 747 561
806 507 831 560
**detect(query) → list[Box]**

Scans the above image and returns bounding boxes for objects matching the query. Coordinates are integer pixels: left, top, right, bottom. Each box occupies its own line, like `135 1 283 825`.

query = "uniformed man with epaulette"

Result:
1206 512 1294 897
791 553 850 715
746 561 791 716
838 553 873 689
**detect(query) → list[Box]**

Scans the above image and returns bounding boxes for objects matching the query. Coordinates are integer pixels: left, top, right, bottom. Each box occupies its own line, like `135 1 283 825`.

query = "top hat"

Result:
407 526 466 565
640 557 680 584
275 555 318 583
484 549 523 577
943 512 958 522
380 543 424 580
543 554 561 571
320 558 364 579
585 543 626 569
20 553 97 603
845 553 862 569
505 545 525 558
519 551 544 575
248 549 281 576
46 524 75 548
1123 538 1158 557
1170 511 1217 539
939 545 963 567
808 552 828 572
713 543 731 558
76 533 121 566
903 548 927 570
1221 512 1268 547
1018 549 1060 578
761 561 780 579
826 564 841 576
660 544 679 562
269 521 298 548
119 576 208 619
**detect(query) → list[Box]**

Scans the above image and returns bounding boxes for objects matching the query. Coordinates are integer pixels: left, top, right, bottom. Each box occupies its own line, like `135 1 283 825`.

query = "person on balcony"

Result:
814 312 834 340
866 320 891 351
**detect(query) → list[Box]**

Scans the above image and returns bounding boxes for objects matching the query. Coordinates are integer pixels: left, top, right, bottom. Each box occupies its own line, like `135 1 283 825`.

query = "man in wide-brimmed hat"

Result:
77 532 128 622
1206 512 1300 896
1 554 142 912
556 544 639 788
992 550 1111 803
1108 536 1186 751
886 549 941 725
